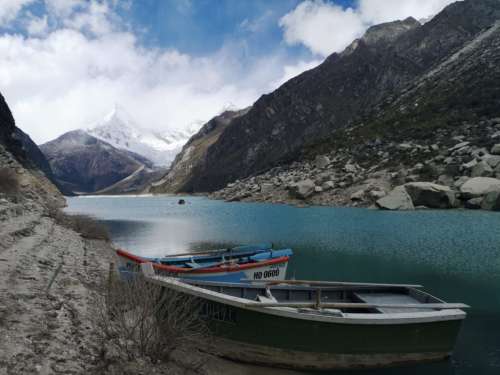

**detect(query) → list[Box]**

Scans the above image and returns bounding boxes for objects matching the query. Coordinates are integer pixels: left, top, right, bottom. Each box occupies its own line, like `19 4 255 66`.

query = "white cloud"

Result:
45 0 85 18
280 2 365 57
0 0 345 145
26 14 48 36
280 0 459 57
0 12 310 144
0 0 34 26
62 1 113 36
358 0 459 25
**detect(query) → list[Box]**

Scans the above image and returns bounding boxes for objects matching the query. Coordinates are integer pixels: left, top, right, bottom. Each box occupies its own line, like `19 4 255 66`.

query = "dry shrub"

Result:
46 204 109 241
64 214 109 240
0 167 20 196
94 276 210 365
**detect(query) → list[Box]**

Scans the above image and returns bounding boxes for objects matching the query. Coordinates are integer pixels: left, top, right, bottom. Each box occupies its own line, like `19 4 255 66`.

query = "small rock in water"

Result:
178 199 186 205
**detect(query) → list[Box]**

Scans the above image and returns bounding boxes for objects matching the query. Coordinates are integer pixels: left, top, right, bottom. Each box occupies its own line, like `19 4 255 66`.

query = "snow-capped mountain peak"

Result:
86 105 199 166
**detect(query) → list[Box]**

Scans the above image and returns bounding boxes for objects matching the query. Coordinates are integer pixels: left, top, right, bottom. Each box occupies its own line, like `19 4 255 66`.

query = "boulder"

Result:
471 161 493 177
437 174 454 187
449 141 470 152
376 186 414 211
453 176 469 189
404 182 456 209
444 163 460 176
460 177 500 198
321 181 335 190
491 144 500 155
344 163 357 173
481 190 500 211
314 155 330 169
461 159 477 170
288 179 315 199
485 155 500 168
397 143 412 151
314 172 332 184
413 163 424 171
369 189 386 200
464 197 483 209
350 189 365 201
260 183 274 195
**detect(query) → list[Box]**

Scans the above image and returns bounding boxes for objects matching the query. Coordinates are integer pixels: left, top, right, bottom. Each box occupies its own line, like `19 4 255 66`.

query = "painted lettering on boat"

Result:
252 263 286 280
201 302 236 323
253 268 280 280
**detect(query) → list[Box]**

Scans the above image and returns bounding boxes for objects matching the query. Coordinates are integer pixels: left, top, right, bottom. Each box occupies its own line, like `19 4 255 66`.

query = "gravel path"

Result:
0 203 112 374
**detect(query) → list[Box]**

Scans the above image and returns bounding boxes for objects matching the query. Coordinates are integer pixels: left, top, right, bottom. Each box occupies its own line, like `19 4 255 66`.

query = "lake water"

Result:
66 195 500 375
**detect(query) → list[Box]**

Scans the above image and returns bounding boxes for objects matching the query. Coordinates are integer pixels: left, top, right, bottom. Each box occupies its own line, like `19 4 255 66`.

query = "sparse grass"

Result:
47 205 110 241
0 167 20 196
93 275 210 367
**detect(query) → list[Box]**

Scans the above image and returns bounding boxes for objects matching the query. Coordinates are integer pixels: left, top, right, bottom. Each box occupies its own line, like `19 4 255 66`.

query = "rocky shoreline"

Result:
210 118 500 211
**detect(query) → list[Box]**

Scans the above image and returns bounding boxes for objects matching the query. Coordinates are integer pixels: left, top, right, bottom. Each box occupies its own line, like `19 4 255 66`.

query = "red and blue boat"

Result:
116 243 292 283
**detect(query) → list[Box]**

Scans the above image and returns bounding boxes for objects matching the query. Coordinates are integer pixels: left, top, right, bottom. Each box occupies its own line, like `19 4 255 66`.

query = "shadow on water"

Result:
66 196 500 375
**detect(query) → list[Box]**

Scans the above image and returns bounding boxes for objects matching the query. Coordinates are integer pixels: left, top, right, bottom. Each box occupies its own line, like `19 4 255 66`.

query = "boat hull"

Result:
204 301 463 370
116 251 289 283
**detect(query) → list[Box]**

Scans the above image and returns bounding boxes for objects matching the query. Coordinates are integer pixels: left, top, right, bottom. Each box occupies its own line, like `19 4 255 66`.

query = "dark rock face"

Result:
0 93 25 162
158 0 500 193
0 92 64 205
0 93 64 191
40 130 152 194
11 128 73 195
12 128 53 179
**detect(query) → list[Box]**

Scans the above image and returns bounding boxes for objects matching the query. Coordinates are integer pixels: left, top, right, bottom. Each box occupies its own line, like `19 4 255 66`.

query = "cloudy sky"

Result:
0 0 458 144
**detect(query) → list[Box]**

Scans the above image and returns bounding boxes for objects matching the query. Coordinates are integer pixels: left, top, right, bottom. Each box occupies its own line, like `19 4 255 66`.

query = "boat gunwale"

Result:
116 248 290 274
142 269 467 325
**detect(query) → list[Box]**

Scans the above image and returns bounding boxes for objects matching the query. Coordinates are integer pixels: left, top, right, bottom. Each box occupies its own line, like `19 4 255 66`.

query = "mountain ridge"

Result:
40 130 160 194
87 105 199 167
151 0 500 194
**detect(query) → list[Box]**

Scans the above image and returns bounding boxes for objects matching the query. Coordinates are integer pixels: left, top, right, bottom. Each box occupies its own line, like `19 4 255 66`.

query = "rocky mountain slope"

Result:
40 130 160 194
211 11 500 212
153 0 500 194
0 93 63 206
88 105 199 167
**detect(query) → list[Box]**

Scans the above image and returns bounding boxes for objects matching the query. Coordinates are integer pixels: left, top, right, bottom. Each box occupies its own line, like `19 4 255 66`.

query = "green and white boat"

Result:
141 263 468 371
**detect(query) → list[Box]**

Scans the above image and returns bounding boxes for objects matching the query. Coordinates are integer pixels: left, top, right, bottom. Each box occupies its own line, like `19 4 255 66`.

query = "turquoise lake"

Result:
66 195 500 375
